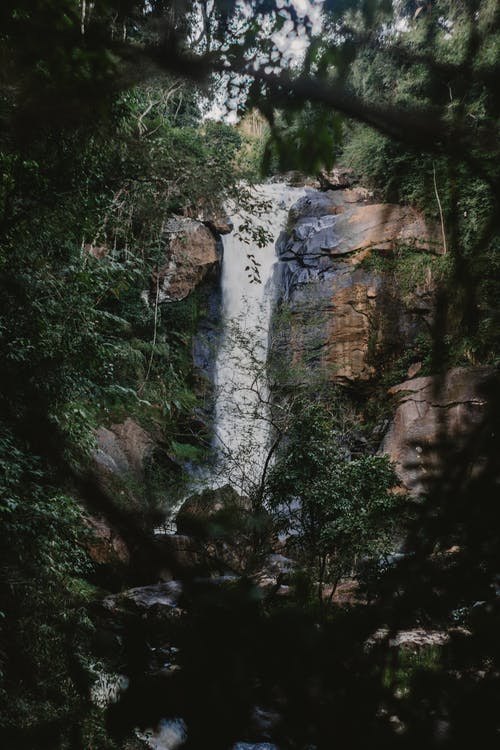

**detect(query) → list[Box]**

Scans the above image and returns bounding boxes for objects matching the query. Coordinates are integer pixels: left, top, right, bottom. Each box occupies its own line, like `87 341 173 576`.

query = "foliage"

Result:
0 72 243 747
266 399 403 600
0 425 108 747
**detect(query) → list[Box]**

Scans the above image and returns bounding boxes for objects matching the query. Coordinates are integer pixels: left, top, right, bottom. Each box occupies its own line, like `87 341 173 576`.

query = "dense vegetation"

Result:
0 1 499 748
0 70 247 745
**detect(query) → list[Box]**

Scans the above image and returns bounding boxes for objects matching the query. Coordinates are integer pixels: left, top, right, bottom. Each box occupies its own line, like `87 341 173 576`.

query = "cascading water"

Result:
158 183 305 531
210 182 305 494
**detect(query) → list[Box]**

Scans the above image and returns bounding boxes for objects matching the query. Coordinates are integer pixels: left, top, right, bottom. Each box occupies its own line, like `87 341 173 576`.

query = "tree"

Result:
266 399 403 606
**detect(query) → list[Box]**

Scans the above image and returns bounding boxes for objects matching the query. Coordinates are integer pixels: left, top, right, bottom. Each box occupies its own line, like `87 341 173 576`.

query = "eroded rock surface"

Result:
90 418 157 512
380 366 494 492
273 190 439 383
85 514 131 566
151 217 220 303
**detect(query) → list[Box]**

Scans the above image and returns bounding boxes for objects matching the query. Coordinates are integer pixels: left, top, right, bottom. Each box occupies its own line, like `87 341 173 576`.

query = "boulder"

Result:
366 628 456 651
151 217 220 303
280 202 439 266
318 167 357 191
380 366 494 493
90 418 156 512
94 419 155 481
175 485 262 573
153 534 203 576
103 581 183 618
85 514 130 566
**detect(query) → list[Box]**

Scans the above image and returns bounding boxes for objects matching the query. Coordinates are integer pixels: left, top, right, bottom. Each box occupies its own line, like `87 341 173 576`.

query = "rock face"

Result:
273 190 439 383
94 419 155 481
89 418 160 516
85 514 130 566
380 366 494 493
151 217 221 303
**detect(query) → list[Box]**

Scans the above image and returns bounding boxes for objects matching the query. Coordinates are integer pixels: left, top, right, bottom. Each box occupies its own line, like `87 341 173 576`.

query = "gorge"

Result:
2 3 499 747
85 176 495 750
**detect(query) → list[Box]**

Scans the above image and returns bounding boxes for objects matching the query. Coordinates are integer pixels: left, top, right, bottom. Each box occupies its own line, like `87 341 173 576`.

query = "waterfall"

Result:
210 183 305 495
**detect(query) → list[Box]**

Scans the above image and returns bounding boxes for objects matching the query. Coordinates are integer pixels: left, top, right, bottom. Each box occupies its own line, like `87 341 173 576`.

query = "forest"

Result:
0 1 499 749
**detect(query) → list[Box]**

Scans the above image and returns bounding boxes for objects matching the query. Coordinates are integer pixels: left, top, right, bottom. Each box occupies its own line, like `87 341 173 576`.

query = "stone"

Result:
136 718 187 750
281 202 439 265
407 361 423 379
317 167 357 191
103 581 183 616
85 514 130 566
90 418 157 513
154 534 203 575
380 366 494 493
366 627 456 650
151 218 220 303
202 210 233 236
94 418 155 480
251 554 298 598
332 203 440 255
175 486 262 573
272 189 439 384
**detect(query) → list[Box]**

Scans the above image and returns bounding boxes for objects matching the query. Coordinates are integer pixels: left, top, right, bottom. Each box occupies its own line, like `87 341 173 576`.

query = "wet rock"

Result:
103 581 183 618
380 366 494 493
288 191 344 222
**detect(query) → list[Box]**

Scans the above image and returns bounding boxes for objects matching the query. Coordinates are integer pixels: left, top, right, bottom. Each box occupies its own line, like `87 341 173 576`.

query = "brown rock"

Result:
332 203 441 256
85 514 130 566
90 418 156 512
380 366 494 493
93 418 154 481
185 200 233 234
152 218 220 303
407 361 423 379
318 167 357 191
102 581 183 620
274 191 439 384
154 534 203 574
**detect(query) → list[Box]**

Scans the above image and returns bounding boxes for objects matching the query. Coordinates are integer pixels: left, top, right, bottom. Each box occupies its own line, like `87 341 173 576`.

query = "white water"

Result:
210 183 305 494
